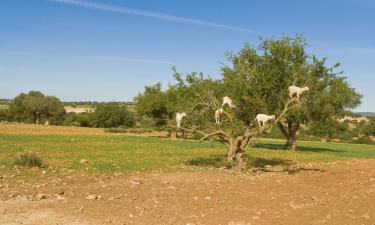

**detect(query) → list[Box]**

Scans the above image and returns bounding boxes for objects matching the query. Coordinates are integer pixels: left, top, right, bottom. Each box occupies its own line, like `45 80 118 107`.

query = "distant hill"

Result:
357 112 375 116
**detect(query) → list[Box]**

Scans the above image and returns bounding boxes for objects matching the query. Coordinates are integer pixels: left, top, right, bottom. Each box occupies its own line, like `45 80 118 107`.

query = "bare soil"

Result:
1 160 375 225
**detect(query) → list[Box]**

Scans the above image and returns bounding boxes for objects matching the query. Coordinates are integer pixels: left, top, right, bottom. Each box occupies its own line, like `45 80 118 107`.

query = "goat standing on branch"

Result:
255 114 275 129
175 112 186 128
288 85 309 101
222 96 236 109
215 108 224 125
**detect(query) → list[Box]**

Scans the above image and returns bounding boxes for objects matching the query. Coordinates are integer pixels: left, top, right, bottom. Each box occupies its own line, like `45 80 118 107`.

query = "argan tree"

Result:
221 36 361 150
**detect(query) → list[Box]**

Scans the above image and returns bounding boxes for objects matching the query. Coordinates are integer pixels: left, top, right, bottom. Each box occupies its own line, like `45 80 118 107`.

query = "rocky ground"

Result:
1 160 375 225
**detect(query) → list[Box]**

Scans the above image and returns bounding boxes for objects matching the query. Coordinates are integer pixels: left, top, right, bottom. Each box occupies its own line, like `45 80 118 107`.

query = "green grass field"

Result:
1 132 375 173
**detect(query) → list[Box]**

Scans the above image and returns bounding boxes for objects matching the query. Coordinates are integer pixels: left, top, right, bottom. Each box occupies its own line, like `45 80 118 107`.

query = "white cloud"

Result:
48 0 257 33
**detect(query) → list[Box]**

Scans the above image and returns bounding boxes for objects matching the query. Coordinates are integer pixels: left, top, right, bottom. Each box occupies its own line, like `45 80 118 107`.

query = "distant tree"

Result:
9 91 65 124
308 118 349 142
134 69 221 128
361 118 375 137
134 83 170 127
91 104 135 128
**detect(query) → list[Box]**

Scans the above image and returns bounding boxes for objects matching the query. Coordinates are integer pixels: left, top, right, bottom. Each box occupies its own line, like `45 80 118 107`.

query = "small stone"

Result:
78 207 84 212
35 193 47 200
42 170 47 175
129 179 142 185
362 213 370 219
205 196 211 200
129 213 134 218
80 159 89 164
85 194 97 200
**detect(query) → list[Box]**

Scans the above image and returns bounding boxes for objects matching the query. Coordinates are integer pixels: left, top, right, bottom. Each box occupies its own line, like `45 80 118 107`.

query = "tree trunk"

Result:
227 137 247 170
287 130 298 151
35 112 40 125
277 120 300 151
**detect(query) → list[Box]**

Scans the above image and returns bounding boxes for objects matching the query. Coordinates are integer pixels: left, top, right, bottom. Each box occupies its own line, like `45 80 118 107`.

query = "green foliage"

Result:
352 136 375 145
134 68 221 128
221 36 361 148
9 91 65 124
308 119 349 142
13 152 44 168
134 83 170 126
0 109 10 121
90 104 135 128
62 113 93 127
361 119 375 136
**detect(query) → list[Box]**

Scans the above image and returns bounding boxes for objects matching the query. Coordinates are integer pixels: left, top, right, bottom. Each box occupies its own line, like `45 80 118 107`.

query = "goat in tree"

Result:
214 108 224 125
288 85 309 100
222 96 236 109
255 114 275 129
175 112 186 128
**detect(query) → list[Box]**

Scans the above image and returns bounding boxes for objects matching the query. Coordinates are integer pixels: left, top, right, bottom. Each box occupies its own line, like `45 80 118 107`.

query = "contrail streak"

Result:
48 0 257 33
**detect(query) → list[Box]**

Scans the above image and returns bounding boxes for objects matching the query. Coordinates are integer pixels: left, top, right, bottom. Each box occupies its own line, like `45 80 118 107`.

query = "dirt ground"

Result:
1 160 375 225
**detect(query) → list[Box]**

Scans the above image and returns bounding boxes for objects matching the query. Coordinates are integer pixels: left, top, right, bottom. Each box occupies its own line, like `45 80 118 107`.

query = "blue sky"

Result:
0 0 374 111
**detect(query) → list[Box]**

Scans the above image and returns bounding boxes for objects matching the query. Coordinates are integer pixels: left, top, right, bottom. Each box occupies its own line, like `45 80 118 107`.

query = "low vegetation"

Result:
1 124 374 173
13 151 44 168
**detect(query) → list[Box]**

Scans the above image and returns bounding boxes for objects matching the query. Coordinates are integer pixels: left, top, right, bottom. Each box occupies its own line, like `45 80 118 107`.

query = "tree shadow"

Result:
247 156 293 168
187 154 322 174
254 143 345 153
188 154 227 168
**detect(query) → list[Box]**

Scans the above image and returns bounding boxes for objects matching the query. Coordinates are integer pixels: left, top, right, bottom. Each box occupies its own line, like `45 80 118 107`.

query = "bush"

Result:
0 109 10 122
91 104 135 128
352 136 375 145
13 152 44 168
62 113 93 127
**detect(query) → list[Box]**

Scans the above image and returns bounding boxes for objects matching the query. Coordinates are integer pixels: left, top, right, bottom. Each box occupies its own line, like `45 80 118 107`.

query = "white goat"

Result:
288 85 309 100
44 120 49 126
176 112 186 128
214 108 224 125
256 114 275 128
222 96 236 109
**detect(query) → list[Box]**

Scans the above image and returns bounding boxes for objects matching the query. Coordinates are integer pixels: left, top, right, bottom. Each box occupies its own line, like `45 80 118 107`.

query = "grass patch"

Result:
13 152 44 168
0 131 375 173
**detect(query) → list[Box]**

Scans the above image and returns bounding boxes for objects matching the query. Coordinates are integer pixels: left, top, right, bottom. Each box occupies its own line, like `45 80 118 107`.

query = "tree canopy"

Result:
221 36 362 149
135 36 362 152
90 104 135 128
9 91 65 124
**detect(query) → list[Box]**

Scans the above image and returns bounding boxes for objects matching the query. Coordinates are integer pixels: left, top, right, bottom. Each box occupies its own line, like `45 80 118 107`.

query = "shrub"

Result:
352 136 375 145
13 152 44 168
0 109 10 122
91 104 135 128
